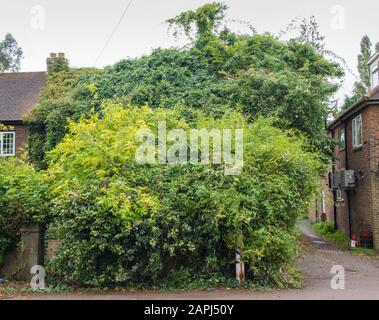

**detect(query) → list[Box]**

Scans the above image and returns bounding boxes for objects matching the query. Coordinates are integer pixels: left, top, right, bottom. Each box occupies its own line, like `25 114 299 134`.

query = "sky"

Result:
1 0 379 105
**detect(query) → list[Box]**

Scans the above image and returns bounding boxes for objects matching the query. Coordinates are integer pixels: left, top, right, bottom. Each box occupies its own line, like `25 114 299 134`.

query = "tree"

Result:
296 16 325 52
0 33 23 72
167 2 228 40
341 35 379 111
27 2 343 167
357 35 372 91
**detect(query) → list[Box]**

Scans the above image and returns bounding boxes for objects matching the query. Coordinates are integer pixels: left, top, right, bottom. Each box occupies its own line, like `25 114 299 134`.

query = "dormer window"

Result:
368 51 379 90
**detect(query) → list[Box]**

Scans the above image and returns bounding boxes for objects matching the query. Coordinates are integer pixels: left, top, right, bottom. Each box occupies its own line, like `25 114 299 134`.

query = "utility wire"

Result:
93 0 133 67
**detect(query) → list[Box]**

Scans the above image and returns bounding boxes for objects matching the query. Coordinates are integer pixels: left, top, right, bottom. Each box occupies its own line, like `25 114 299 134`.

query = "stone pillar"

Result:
17 224 44 280
45 239 61 263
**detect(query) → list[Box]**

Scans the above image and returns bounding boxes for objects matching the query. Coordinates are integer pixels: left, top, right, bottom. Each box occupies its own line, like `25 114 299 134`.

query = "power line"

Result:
93 0 134 67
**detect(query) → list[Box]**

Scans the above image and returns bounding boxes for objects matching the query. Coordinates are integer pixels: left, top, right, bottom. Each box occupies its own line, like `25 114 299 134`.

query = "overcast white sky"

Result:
1 0 378 104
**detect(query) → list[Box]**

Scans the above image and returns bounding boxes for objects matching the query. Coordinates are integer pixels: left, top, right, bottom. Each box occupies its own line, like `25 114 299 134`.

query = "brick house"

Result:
0 53 69 158
0 72 47 157
312 50 379 250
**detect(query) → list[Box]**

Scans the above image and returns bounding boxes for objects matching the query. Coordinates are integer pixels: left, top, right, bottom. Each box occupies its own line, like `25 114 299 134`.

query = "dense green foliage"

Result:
27 69 98 167
2 3 337 289
0 33 23 72
27 3 343 168
45 104 322 287
0 158 47 264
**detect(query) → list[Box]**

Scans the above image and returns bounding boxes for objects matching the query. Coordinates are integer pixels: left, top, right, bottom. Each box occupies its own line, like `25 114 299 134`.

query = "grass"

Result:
312 222 379 256
351 247 378 257
312 221 350 250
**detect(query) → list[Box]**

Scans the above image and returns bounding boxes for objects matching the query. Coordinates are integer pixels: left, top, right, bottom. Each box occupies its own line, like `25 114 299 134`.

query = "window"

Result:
352 114 362 149
0 132 15 157
372 69 379 89
338 128 345 150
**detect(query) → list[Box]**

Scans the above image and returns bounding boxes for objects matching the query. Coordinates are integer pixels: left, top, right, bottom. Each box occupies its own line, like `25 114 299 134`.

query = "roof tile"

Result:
0 72 47 122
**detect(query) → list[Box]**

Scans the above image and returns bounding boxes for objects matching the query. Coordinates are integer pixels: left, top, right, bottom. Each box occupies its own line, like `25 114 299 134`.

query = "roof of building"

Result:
327 85 379 130
368 50 379 65
0 72 47 122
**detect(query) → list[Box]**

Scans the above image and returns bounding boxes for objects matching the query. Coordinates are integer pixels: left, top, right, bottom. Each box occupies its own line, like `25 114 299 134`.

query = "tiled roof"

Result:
327 86 379 130
0 72 47 122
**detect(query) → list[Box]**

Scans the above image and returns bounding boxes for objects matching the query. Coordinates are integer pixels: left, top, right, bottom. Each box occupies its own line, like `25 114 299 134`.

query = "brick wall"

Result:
14 124 29 157
368 105 379 248
332 123 350 234
331 105 379 249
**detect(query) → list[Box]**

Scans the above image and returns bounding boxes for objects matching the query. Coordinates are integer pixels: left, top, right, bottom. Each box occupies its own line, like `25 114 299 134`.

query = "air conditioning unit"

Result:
340 170 355 189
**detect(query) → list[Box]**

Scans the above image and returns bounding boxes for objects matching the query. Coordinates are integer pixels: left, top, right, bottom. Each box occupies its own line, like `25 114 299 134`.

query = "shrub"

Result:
0 158 48 264
46 103 322 288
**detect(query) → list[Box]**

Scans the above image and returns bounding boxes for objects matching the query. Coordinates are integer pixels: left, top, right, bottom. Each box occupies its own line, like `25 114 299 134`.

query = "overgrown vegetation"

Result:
26 2 343 169
2 3 342 289
43 104 322 287
0 158 48 264
313 222 349 249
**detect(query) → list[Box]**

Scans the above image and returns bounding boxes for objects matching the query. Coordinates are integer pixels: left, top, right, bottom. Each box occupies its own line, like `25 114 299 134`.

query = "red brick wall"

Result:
368 105 379 248
331 105 379 249
14 124 29 157
333 122 350 235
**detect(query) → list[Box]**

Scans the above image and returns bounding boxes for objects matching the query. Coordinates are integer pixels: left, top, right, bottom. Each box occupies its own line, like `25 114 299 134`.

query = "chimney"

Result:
46 52 69 73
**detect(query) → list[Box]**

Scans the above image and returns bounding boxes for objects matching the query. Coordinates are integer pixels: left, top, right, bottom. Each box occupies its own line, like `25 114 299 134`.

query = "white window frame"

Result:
352 114 362 149
338 128 345 151
0 131 16 157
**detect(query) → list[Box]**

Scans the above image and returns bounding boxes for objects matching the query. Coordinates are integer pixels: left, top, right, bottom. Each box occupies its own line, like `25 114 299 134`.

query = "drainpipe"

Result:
344 121 353 238
331 129 338 230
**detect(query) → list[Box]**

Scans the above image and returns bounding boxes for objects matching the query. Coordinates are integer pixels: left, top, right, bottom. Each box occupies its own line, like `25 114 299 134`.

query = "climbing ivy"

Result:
26 3 343 168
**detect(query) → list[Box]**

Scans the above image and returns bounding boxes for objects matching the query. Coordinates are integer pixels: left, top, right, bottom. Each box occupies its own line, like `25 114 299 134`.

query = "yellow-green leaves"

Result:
45 104 322 288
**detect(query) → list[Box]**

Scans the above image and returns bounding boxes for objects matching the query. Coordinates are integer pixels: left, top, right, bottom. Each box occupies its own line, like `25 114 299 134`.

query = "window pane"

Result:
0 132 15 156
352 115 362 148
339 129 345 150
